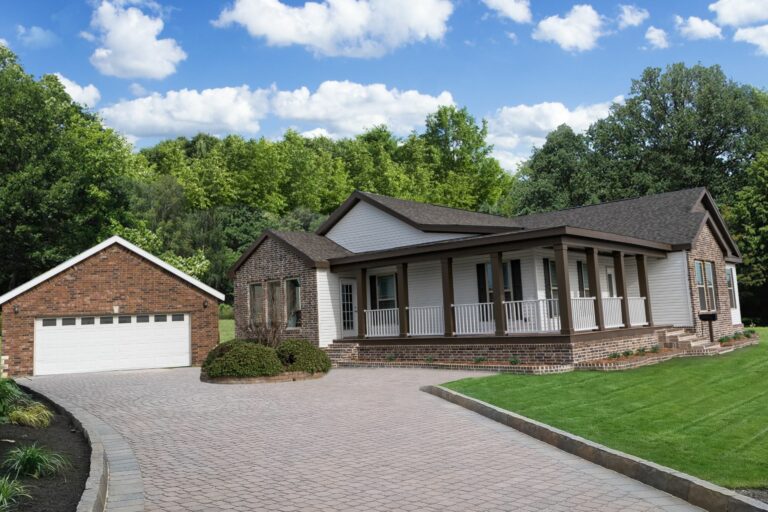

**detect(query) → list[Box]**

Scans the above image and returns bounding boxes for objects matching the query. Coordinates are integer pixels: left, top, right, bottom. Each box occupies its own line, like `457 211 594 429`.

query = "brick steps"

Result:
324 342 359 366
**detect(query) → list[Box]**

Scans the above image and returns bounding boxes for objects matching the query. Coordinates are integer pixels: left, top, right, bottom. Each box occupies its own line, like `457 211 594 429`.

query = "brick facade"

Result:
233 237 319 345
0 244 220 377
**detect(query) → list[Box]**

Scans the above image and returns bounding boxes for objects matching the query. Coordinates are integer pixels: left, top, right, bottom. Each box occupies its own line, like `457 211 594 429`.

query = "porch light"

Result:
13 304 19 314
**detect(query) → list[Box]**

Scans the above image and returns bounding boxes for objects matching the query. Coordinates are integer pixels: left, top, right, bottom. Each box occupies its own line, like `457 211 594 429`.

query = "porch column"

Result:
441 257 455 336
613 251 630 327
397 263 409 337
554 244 574 334
586 247 605 330
636 254 654 326
356 268 367 337
490 251 505 336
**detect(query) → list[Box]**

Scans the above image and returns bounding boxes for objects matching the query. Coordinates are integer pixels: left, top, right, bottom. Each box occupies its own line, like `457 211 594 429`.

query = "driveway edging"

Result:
421 384 768 512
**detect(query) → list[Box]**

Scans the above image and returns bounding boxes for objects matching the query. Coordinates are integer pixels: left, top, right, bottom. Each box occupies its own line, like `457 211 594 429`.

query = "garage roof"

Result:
0 236 225 305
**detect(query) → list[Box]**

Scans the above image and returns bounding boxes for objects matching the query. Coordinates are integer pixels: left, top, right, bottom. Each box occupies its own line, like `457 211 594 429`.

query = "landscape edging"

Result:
200 370 327 384
421 384 768 512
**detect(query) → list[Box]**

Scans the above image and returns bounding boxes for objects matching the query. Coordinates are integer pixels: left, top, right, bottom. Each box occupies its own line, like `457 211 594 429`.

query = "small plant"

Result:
385 354 396 362
508 357 520 365
3 443 68 479
622 350 633 358
650 345 660 353
218 303 234 320
424 356 435 363
8 403 53 428
719 336 731 343
473 356 487 364
745 328 757 336
733 331 744 340
607 353 620 359
0 380 29 420
744 331 754 338
635 347 647 356
0 475 29 509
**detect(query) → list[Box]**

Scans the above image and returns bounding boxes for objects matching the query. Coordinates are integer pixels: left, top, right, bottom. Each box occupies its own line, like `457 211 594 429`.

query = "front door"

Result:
340 279 357 338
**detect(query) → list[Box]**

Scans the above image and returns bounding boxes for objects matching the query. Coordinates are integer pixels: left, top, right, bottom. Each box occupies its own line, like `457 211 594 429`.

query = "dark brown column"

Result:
613 251 630 327
554 244 574 334
356 268 367 338
636 254 654 326
586 247 605 330
490 252 505 336
396 263 409 337
441 257 454 336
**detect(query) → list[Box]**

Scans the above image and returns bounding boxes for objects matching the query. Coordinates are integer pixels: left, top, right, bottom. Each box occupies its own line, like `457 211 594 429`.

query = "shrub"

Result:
202 340 283 378
0 380 28 419
733 331 744 340
508 357 520 365
8 403 53 428
719 336 731 343
608 353 620 359
3 444 68 479
622 350 633 358
0 476 28 510
473 356 487 364
218 303 234 320
385 354 396 362
636 347 647 356
276 339 331 374
650 345 660 353
425 356 435 363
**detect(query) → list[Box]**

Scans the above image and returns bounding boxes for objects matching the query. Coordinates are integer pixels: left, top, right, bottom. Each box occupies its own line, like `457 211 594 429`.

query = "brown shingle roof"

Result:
269 231 352 261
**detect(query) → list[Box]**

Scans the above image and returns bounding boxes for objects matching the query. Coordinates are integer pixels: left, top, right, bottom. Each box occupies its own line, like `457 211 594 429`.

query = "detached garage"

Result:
0 236 224 376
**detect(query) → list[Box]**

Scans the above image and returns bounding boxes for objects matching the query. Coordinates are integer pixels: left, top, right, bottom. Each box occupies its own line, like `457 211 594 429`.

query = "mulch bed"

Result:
0 394 90 512
736 489 768 505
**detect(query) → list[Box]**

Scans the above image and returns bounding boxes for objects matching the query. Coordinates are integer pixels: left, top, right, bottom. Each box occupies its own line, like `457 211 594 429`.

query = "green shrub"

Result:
650 345 660 353
385 354 396 362
608 353 620 359
202 340 283 378
8 403 53 428
636 347 647 356
508 357 520 365
0 476 28 510
719 336 731 343
3 443 68 479
622 350 633 358
733 331 744 340
425 356 435 363
276 339 331 374
473 356 487 364
0 380 28 419
218 303 234 320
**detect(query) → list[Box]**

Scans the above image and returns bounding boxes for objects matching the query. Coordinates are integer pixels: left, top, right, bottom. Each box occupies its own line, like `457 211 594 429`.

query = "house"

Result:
0 236 224 376
229 188 743 368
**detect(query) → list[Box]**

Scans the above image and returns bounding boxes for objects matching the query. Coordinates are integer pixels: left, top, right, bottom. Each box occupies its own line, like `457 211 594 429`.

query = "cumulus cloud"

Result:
735 24 768 54
213 0 453 58
129 83 148 96
488 97 621 171
87 0 187 79
708 0 768 27
617 5 649 29
532 4 605 52
645 26 669 48
53 73 101 108
482 0 532 24
674 15 723 40
16 25 58 48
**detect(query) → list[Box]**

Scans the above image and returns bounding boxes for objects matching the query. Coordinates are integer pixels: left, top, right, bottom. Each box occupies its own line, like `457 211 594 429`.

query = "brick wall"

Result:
686 223 737 341
0 245 220 376
571 332 661 362
233 237 318 345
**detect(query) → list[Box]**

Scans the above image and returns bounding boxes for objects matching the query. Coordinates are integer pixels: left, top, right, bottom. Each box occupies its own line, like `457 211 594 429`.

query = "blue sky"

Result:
2 0 767 169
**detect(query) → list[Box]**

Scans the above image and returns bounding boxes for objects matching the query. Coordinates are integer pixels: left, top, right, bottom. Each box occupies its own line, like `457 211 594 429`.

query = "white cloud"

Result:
87 0 187 79
507 32 518 43
645 26 669 49
532 4 605 52
735 24 768 54
272 80 454 136
301 127 336 138
79 31 96 42
482 0 532 24
674 15 723 40
53 73 101 108
129 82 148 96
0 38 8 48
488 97 621 170
16 25 57 48
617 5 649 29
213 0 453 58
709 0 768 27
100 86 271 138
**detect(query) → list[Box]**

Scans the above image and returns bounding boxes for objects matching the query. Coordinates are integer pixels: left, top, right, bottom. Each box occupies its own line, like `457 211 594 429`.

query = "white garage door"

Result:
34 313 191 375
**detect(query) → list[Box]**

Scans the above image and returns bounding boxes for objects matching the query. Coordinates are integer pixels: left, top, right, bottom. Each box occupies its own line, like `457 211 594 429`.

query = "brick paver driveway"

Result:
25 368 699 511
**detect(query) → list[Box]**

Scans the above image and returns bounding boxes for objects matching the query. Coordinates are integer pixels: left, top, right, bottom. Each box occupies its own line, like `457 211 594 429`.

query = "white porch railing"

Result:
571 297 598 331
408 306 444 336
628 297 648 326
453 303 495 335
504 299 561 333
602 297 624 328
365 308 399 337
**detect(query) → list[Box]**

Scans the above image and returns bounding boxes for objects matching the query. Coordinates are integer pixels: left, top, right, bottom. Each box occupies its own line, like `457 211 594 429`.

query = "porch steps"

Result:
662 329 705 349
324 342 359 366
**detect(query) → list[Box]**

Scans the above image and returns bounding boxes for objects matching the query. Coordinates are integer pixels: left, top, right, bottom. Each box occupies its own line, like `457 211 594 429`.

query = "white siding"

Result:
453 255 488 304
316 269 341 347
408 261 442 307
326 201 471 253
726 264 742 325
647 252 693 327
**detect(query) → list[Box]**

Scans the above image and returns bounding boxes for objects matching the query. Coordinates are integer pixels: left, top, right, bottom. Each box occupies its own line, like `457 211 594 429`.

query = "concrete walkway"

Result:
25 367 701 512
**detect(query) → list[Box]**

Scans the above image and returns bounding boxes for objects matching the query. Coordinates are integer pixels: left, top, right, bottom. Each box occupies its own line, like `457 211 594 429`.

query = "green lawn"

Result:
219 319 235 343
443 327 768 489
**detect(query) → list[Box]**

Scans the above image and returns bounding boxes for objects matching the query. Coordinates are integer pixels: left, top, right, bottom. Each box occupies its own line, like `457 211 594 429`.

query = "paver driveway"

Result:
25 368 700 512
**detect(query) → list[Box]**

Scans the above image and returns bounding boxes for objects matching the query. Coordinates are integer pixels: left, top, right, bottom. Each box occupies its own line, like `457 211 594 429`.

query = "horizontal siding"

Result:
316 269 340 347
408 261 442 307
648 252 693 327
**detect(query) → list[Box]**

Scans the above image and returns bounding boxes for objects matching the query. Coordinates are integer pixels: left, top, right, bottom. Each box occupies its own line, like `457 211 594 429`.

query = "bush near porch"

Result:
443 327 768 490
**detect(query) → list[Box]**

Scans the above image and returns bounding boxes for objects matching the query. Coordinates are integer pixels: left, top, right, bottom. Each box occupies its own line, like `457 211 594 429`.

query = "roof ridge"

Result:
358 190 516 221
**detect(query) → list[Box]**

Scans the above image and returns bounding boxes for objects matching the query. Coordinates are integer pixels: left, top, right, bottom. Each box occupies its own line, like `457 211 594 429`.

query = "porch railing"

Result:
571 297 598 331
364 308 399 337
602 297 624 328
628 297 648 326
504 299 560 333
453 303 495 335
408 306 444 336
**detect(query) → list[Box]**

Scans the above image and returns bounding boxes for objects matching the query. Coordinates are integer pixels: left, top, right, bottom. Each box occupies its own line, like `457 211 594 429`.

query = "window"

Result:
576 261 591 298
285 279 301 328
137 315 150 323
172 314 185 322
368 274 396 309
118 316 132 324
726 267 737 309
267 281 283 325
695 260 718 311
42 318 56 327
81 317 95 325
100 317 113 325
606 267 617 298
248 283 264 326
542 258 559 317
476 261 522 303
62 318 76 326
154 315 167 322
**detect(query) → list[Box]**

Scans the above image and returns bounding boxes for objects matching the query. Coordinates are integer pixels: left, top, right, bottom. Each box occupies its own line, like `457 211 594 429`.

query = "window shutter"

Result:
577 261 585 297
369 275 377 310
510 260 523 301
476 263 487 302
543 258 552 299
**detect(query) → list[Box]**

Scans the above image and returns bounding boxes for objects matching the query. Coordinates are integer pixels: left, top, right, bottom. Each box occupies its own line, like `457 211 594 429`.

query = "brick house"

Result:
230 188 744 367
0 236 224 376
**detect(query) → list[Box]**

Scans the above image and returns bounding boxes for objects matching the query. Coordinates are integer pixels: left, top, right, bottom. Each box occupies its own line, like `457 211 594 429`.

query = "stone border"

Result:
19 380 145 512
200 371 327 384
337 361 574 374
422 385 768 512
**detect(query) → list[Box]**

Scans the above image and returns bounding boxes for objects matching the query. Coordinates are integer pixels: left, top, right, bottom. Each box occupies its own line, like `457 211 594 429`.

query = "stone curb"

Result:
19 379 145 512
422 385 768 512
200 370 327 384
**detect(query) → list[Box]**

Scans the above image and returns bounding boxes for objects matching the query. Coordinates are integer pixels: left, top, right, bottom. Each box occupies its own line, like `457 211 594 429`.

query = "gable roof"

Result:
0 236 225 305
229 230 352 276
316 191 522 235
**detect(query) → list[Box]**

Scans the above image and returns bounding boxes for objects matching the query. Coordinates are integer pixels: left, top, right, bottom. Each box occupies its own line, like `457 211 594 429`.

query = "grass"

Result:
0 475 28 511
443 327 768 489
219 319 235 343
3 443 68 479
